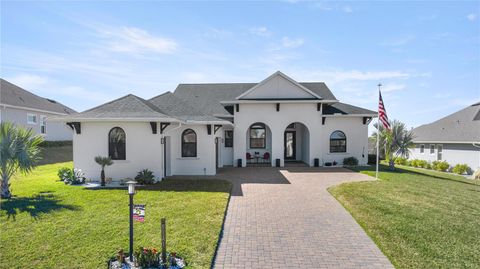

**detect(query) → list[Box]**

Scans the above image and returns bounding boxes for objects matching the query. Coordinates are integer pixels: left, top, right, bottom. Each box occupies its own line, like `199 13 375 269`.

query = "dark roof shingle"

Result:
412 103 480 143
0 79 76 114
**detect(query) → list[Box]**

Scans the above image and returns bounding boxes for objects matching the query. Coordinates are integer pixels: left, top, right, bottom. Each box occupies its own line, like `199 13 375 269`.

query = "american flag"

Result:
378 90 391 131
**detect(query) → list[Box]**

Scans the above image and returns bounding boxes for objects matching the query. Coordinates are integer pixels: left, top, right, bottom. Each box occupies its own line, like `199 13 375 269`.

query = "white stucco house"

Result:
0 79 76 141
57 71 376 180
409 102 480 171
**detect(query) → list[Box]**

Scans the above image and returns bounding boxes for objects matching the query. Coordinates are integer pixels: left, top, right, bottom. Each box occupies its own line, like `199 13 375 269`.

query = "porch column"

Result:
271 127 284 167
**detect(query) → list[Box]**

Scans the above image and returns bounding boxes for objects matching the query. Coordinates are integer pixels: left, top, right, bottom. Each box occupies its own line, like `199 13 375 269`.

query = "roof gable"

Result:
236 71 321 100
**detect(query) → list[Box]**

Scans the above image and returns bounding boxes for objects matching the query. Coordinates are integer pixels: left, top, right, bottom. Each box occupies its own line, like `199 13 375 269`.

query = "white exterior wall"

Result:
167 124 217 175
321 117 369 165
0 106 72 141
233 103 369 167
409 143 480 171
73 121 163 181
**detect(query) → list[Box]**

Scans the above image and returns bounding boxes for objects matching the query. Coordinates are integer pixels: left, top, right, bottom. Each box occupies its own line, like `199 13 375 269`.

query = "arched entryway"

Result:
245 122 272 166
284 122 310 166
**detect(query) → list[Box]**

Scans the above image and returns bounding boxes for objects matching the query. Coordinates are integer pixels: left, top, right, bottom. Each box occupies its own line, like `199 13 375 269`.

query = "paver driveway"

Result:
212 166 393 269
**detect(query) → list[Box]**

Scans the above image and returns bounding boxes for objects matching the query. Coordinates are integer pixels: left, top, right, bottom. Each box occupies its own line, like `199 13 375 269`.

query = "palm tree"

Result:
94 156 113 186
372 119 415 170
0 122 43 199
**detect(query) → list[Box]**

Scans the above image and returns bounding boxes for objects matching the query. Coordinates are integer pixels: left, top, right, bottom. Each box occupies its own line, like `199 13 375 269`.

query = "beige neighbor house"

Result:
0 79 76 141
409 102 480 173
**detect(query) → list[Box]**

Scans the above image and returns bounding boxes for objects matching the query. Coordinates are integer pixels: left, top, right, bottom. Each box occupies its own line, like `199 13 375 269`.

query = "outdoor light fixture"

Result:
126 180 137 261
127 180 136 195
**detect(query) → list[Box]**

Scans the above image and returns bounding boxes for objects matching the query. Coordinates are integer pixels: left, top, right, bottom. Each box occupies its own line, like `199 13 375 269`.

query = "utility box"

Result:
275 159 281 167
237 159 242 167
314 158 319 167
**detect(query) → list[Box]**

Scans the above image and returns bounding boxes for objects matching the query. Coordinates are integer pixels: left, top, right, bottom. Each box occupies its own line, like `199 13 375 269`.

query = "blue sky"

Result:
2 1 479 129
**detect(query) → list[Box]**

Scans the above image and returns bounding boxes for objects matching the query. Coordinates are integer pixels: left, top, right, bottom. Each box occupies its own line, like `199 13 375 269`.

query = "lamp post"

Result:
126 180 137 262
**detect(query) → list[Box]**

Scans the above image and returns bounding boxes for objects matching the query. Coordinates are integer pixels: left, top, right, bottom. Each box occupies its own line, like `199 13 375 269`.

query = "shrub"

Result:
343 157 358 166
394 157 408 165
39 140 72 147
432 161 450 172
418 160 428 169
452 164 470 175
424 163 432 170
58 167 85 185
135 169 155 185
58 167 72 181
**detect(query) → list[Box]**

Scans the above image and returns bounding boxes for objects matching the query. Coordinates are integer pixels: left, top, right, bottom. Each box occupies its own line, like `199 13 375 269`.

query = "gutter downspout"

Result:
472 142 480 170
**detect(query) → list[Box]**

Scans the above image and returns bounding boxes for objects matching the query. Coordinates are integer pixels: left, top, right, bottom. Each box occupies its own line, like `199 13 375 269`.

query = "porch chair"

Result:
263 152 270 164
246 152 254 164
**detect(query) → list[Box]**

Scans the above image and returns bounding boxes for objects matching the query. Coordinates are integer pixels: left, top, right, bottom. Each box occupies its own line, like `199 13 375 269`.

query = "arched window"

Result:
250 123 266 148
109 127 126 160
182 129 197 157
330 131 346 153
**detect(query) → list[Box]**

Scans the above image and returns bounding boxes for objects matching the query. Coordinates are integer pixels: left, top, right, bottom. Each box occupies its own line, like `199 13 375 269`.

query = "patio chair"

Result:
263 152 270 163
246 152 254 164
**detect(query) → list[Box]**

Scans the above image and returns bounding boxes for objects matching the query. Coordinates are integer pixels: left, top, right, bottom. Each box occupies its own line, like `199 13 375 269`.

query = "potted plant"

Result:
94 156 113 186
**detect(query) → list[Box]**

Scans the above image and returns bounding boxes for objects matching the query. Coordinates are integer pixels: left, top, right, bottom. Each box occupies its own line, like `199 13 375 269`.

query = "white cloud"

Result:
382 83 406 93
250 27 272 37
293 69 411 83
381 35 415 47
343 6 353 13
467 13 477 21
96 26 177 54
6 74 49 90
282 37 304 48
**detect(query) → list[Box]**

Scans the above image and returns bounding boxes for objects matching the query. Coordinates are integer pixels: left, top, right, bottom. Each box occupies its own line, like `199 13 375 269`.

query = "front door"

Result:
284 131 296 160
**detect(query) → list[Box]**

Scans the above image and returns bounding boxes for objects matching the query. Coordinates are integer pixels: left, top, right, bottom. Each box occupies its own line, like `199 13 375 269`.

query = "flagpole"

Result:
376 83 382 180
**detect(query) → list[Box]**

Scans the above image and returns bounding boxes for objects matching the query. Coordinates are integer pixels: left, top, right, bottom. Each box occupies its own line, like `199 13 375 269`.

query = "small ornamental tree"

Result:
0 122 43 198
94 156 113 186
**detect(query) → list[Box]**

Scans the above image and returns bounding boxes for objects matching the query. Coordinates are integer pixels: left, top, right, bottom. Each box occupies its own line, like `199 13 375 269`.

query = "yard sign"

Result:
133 204 145 222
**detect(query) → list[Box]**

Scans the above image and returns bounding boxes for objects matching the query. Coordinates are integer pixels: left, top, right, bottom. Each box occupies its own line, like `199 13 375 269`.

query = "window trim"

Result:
108 127 126 160
437 144 443 160
249 123 266 149
27 113 37 125
429 144 435 155
40 115 47 134
224 130 233 148
420 144 425 154
330 130 347 153
181 129 197 157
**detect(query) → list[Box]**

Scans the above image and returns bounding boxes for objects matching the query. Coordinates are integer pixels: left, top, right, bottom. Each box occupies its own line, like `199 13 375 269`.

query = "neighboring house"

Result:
409 102 480 171
0 79 76 141
58 71 376 180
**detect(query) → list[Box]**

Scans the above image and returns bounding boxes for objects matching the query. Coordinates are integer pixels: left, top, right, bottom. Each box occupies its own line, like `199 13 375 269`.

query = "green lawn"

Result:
0 162 231 268
329 164 480 269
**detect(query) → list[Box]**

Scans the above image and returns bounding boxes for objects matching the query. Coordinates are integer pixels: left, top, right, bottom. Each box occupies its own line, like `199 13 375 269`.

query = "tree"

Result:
94 156 113 186
0 122 43 199
371 120 415 170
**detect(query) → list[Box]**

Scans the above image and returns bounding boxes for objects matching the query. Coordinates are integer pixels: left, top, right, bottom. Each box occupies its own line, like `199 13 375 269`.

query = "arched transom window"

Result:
182 129 197 157
249 123 266 148
109 127 126 160
330 130 346 153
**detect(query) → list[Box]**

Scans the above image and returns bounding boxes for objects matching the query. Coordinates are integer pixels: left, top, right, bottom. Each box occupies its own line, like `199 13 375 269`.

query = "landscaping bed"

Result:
0 162 231 268
329 164 480 268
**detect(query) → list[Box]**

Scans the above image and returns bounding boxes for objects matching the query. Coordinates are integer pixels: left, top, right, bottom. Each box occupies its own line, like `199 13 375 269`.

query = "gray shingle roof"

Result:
173 82 337 116
322 102 376 115
149 92 227 122
0 78 76 115
64 94 173 120
412 103 480 143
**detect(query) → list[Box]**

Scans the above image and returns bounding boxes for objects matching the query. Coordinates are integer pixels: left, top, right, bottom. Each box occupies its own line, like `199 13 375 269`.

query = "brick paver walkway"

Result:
212 166 393 269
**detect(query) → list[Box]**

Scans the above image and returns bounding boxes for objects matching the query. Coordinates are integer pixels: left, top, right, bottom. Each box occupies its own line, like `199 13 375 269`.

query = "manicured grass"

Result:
329 164 480 268
0 162 231 268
